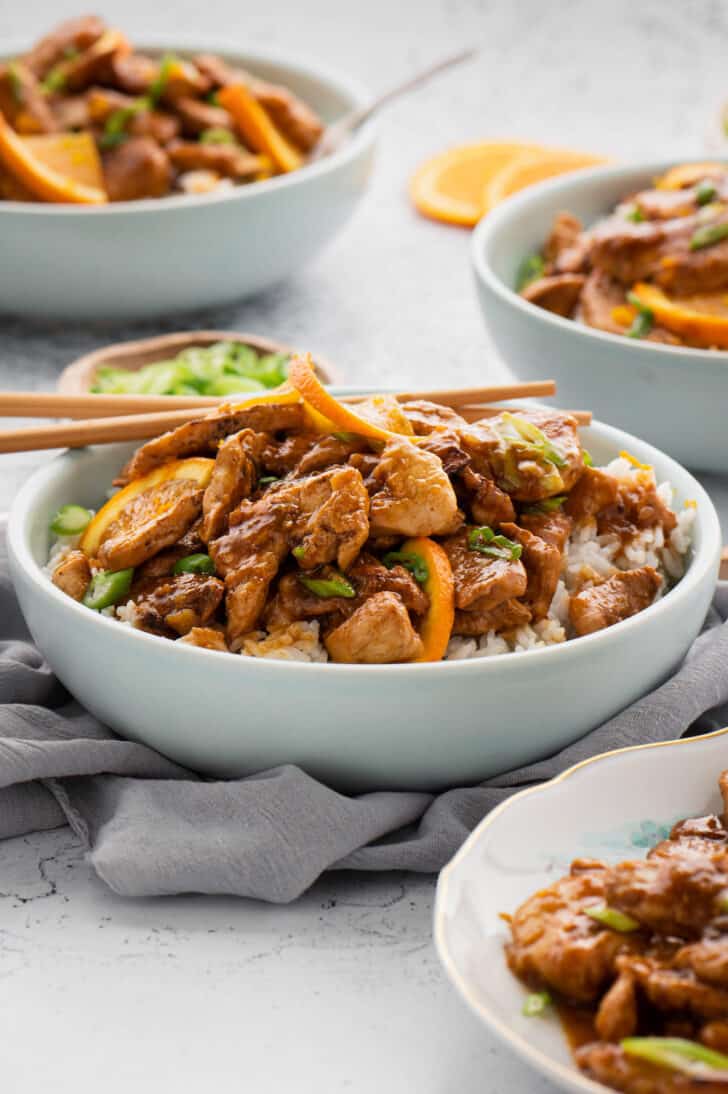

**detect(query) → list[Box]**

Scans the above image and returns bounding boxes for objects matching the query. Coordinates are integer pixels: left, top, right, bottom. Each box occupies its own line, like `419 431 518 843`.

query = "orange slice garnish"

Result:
630 282 728 348
22 132 105 192
400 537 455 662
655 162 725 191
485 148 608 208
410 141 545 227
287 354 409 442
0 113 107 204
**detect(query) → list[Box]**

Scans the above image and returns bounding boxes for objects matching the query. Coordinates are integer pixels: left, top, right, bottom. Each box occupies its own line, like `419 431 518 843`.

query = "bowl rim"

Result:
433 724 728 1094
0 36 376 217
7 410 721 676
472 156 728 368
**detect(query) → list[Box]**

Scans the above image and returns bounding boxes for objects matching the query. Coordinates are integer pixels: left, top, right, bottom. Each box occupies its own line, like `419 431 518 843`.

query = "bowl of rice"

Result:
7 406 721 791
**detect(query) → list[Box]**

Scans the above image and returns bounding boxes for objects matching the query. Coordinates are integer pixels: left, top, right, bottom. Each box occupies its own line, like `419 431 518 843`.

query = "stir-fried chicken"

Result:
102 135 172 201
519 510 573 552
576 1041 728 1094
460 467 516 526
443 528 527 612
565 466 620 521
97 479 203 570
569 566 662 636
23 16 106 78
131 573 224 636
324 592 424 663
521 273 586 317
500 521 562 620
200 429 265 542
545 211 583 264
369 440 460 537
452 598 532 636
51 549 91 601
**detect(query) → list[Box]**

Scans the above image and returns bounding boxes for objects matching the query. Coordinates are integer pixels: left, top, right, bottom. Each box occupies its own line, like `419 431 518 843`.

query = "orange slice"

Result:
287 354 407 442
410 141 545 227
630 282 728 348
0 112 107 203
21 132 105 191
218 84 303 174
485 148 608 208
655 162 725 191
398 537 455 662
81 458 214 557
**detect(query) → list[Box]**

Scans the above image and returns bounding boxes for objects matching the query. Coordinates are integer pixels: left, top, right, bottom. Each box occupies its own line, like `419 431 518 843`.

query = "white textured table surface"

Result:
2 1 728 1090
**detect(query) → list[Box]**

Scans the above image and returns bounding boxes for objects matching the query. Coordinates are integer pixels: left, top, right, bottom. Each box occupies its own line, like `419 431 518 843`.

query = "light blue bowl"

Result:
472 160 728 474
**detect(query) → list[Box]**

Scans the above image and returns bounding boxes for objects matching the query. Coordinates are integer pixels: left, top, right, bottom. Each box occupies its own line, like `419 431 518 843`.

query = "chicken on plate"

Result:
518 162 728 350
506 772 728 1093
46 356 694 665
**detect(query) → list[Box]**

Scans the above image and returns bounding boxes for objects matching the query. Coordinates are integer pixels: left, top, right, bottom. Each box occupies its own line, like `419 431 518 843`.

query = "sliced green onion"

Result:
584 905 640 932
499 412 567 469
199 127 236 145
696 180 718 206
7 62 23 104
622 1038 728 1079
298 573 356 599
625 292 654 339
522 495 567 515
467 526 523 562
582 449 594 467
332 431 357 442
90 342 290 396
147 53 177 106
206 90 221 105
625 204 645 223
83 569 134 611
100 100 148 149
172 553 215 575
690 222 728 251
716 890 728 913
382 550 429 585
522 991 551 1017
292 545 306 560
50 504 93 537
258 475 280 487
41 65 66 93
515 253 545 292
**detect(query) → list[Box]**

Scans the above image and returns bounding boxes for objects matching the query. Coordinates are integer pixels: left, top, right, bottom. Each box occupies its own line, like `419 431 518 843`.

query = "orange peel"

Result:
630 282 728 349
399 537 455 662
0 111 106 203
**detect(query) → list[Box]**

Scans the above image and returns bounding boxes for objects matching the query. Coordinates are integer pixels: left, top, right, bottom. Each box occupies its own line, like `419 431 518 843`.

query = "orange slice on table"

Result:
630 283 728 348
410 141 545 227
0 114 107 204
485 148 608 209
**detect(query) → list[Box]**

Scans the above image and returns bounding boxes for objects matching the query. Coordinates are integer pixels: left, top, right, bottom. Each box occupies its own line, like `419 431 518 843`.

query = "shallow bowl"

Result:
6 413 721 791
434 728 728 1094
472 159 728 473
0 41 376 321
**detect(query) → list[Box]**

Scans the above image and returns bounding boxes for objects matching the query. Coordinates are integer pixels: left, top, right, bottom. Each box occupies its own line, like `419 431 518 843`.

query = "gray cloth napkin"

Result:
3 522 728 903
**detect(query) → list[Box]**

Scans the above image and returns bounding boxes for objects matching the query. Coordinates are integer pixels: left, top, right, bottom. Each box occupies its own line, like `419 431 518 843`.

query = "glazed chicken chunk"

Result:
569 566 662 636
324 592 424 663
369 439 460 537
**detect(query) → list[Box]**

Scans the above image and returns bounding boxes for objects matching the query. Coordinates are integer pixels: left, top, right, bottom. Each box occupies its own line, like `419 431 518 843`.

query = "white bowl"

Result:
472 159 728 473
7 415 720 791
0 41 376 321
434 727 728 1094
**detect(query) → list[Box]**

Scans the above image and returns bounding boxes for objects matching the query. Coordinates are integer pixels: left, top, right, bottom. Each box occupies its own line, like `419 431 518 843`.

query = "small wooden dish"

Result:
57 330 338 394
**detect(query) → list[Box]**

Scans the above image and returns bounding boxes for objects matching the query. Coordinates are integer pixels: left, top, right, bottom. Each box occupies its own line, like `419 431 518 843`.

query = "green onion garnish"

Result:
522 991 551 1017
49 504 93 537
7 62 23 103
172 553 216 575
690 222 728 251
467 526 523 562
292 545 306 560
199 127 236 145
41 65 66 93
582 449 594 467
382 550 429 585
584 905 640 932
207 90 221 105
100 101 147 149
147 53 177 106
258 475 280 487
515 253 545 292
500 412 568 469
696 180 718 206
83 569 134 611
716 890 728 913
625 291 654 339
90 342 290 397
625 205 645 223
622 1038 728 1079
522 496 567 515
298 573 356 599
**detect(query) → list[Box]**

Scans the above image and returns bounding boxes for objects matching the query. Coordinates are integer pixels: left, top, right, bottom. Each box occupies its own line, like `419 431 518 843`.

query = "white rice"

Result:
44 459 695 663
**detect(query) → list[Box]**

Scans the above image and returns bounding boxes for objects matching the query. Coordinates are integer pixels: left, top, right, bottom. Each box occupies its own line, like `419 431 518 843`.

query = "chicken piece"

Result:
569 566 662 636
521 273 586 317
490 409 585 503
211 467 369 644
500 522 562 620
87 88 180 144
133 523 204 581
564 466 620 521
594 971 639 1042
460 466 515 525
102 136 172 202
131 573 224 636
506 859 642 1002
324 592 423 663
676 940 728 989
118 403 304 483
263 570 355 629
178 625 228 652
22 16 107 78
544 211 583 264
580 269 681 343
51 93 91 130
167 139 264 179
200 429 265 542
576 1042 727 1094
443 528 527 612
605 814 728 939
97 480 203 570
419 431 472 477
295 434 370 476
701 1021 728 1052
631 186 699 221
260 432 315 475
621 954 728 1021
346 553 428 614
103 51 157 95
0 62 58 135
58 29 131 93
598 473 678 539
369 439 460 537
519 510 573 552
452 598 532 636
159 60 211 103
172 96 234 136
51 549 92 601
399 399 469 436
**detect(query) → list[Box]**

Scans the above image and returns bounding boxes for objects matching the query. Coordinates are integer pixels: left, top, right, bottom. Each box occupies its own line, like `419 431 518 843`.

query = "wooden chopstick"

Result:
0 380 557 421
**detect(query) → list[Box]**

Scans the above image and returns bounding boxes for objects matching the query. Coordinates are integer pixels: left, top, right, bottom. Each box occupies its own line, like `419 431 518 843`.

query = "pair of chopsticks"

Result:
0 380 591 453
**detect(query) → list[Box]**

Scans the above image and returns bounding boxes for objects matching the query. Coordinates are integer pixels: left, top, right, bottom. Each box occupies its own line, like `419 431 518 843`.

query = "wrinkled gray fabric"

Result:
2 523 728 902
